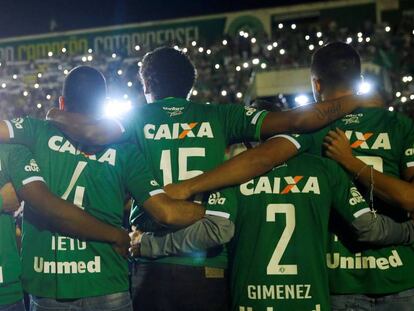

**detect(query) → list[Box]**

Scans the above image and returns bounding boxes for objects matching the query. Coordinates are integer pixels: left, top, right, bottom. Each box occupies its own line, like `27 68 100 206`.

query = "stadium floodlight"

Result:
402 76 408 83
191 41 197 46
396 92 401 97
236 92 243 98
46 94 51 100
412 30 414 35
12 74 17 80
279 49 286 55
48 51 53 57
267 44 273 51
198 47 204 53
365 37 371 42
221 90 227 96
37 103 42 109
305 35 310 40
358 81 372 94
385 26 391 32
1 83 6 88
63 69 69 75
346 37 353 44
410 94 414 100
251 37 256 44
243 62 249 68
357 32 363 38
278 23 283 29
23 91 29 97
214 64 220 70
112 53 117 58
318 40 324 46
272 42 278 47
173 45 179 50
222 39 228 46
401 96 407 103
61 48 67 53
260 63 267 69
127 81 133 87
309 44 315 51
236 66 241 71
243 32 249 38
87 55 93 61
291 24 296 30
295 94 310 106
117 69 123 76
358 37 363 43
88 48 93 53
134 45 140 51
408 76 413 82
192 89 198 96
137 61 143 67
37 73 42 78
82 56 87 62
316 32 322 38
206 49 211 55
182 48 188 53
252 58 260 65
206 102 210 105
104 98 132 118
34 83 39 89
123 94 129 99
239 31 245 37
388 106 394 112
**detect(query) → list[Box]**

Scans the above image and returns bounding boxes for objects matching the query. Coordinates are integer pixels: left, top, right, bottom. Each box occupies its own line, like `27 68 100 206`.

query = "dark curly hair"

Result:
139 47 197 100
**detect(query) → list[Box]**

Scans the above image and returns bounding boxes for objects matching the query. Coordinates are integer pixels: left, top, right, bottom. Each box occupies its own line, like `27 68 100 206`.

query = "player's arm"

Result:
325 128 414 211
18 181 130 255
165 136 301 200
0 121 13 142
260 94 382 138
330 162 414 246
129 215 234 258
46 108 125 145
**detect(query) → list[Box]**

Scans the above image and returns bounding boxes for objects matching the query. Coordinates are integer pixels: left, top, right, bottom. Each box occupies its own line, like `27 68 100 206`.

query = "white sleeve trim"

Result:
149 189 165 196
22 176 45 185
406 161 414 168
206 210 230 219
251 110 265 125
268 134 301 150
4 120 14 139
353 208 371 218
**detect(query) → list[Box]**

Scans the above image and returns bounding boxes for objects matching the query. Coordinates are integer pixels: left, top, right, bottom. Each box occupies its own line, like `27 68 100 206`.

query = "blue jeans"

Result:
0 300 25 311
30 292 132 311
331 288 414 311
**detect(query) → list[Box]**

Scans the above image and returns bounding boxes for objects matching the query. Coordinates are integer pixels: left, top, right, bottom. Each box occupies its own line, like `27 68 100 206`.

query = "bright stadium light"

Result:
396 91 401 97
243 62 249 68
272 42 278 47
222 39 228 46
87 55 93 61
137 61 142 67
191 41 197 46
401 96 407 103
37 73 42 78
48 51 53 57
358 81 372 94
309 44 315 51
316 31 322 38
82 56 87 62
182 48 188 53
46 94 51 100
88 48 93 53
410 94 414 100
23 91 29 97
134 45 140 51
278 23 283 29
239 31 245 36
357 32 363 38
117 69 123 75
260 63 267 69
236 92 243 98
63 69 69 75
365 37 371 42
12 74 17 80
267 44 273 51
221 90 227 96
104 99 132 118
206 49 211 54
123 94 129 99
198 47 204 53
61 47 67 53
319 40 324 46
1 83 6 88
305 35 310 40
385 26 391 32
295 94 310 106
358 37 363 43
37 103 42 109
236 66 241 71
291 24 296 30
173 45 179 50
112 53 117 58
243 32 249 38
34 83 39 89
192 89 198 96
388 106 394 112
127 81 133 87
402 76 408 83
214 64 220 69
408 76 413 82
251 37 256 44
346 37 353 44
279 49 286 55
252 58 260 65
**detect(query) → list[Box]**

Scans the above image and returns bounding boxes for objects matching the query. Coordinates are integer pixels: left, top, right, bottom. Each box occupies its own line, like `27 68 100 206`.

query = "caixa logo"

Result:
11 118 24 129
25 159 40 172
208 192 226 205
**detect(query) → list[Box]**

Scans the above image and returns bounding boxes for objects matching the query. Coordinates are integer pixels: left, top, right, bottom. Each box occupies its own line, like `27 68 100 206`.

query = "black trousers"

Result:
131 262 229 311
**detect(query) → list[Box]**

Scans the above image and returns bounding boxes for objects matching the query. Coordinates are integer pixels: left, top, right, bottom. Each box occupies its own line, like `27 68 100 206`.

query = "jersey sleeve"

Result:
124 148 164 207
205 187 238 222
328 160 371 223
4 117 38 149
219 104 268 144
268 133 314 153
3 145 45 192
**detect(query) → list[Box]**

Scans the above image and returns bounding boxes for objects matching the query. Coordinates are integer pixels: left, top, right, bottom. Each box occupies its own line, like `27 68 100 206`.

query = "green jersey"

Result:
0 145 44 306
5 117 162 299
292 107 414 294
121 97 267 268
231 154 370 311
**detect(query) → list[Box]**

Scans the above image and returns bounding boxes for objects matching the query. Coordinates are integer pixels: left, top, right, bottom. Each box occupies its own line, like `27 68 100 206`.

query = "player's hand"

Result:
0 183 20 214
164 183 192 200
111 228 130 258
356 93 385 108
323 128 354 165
129 229 144 257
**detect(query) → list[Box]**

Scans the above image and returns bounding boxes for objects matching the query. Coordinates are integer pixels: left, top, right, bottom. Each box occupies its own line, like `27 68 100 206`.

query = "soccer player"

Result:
45 47 380 310
0 66 205 311
166 42 414 310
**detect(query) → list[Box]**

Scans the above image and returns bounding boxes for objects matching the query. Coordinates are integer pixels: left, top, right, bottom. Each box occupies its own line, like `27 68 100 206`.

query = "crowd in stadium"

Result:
0 15 413 119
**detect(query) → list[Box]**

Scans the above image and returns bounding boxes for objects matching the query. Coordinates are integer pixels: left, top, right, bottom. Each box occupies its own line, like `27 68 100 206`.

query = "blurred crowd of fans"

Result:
0 14 413 119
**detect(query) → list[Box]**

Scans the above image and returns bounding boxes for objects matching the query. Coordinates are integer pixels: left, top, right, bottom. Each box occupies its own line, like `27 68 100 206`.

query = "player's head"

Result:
310 42 361 101
139 47 197 103
60 66 107 117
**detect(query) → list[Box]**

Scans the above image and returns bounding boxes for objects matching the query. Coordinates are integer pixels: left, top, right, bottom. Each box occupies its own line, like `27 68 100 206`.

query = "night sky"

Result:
0 0 325 38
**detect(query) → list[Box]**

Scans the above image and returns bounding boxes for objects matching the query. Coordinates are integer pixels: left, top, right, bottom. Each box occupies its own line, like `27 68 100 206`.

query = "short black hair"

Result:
140 47 196 100
311 42 361 91
62 66 107 116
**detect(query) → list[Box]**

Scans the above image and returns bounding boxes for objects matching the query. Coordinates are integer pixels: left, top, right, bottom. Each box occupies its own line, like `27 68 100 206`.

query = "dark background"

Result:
0 0 326 38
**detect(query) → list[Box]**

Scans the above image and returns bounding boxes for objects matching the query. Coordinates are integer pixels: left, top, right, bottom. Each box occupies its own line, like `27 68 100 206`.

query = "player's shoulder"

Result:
288 153 342 175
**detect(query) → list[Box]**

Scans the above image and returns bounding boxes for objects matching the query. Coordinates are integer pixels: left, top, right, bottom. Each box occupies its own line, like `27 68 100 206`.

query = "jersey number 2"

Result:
266 203 297 275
